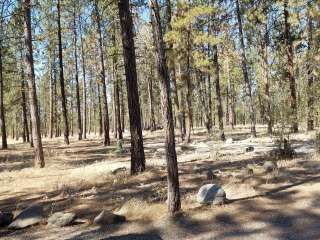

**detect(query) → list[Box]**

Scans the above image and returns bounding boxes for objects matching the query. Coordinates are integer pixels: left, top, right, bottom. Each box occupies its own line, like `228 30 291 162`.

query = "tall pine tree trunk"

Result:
185 30 193 143
97 81 103 137
213 44 225 141
0 43 7 149
118 0 145 174
57 0 70 144
49 51 55 139
284 0 298 132
94 1 110 146
147 66 156 131
120 79 125 132
19 48 30 143
115 79 122 139
165 0 184 141
21 79 30 143
150 0 181 214
79 14 87 139
235 0 256 137
73 7 82 140
260 20 272 134
307 5 314 131
23 0 44 167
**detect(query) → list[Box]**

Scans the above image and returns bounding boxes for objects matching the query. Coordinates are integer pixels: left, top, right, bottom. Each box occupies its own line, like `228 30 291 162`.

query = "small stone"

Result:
47 212 76 227
225 138 233 144
175 146 182 154
197 184 226 205
246 146 254 152
111 167 127 175
0 212 13 227
193 165 202 172
263 161 277 173
93 210 126 225
8 204 43 229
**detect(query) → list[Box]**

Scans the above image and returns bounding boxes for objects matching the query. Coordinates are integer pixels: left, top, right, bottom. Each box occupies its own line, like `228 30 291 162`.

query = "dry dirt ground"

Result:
0 126 319 240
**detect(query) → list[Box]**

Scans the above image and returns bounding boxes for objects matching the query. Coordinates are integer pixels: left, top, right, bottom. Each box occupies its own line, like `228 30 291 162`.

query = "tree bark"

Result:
112 28 123 139
23 0 45 167
97 80 103 137
115 70 122 139
260 20 272 134
147 65 156 131
49 51 55 139
57 0 70 144
185 30 193 143
19 48 30 143
0 42 7 149
165 0 184 141
120 79 125 132
307 5 314 131
235 0 256 137
150 0 181 214
284 0 298 132
79 14 87 139
73 7 82 140
94 0 110 146
118 0 145 174
213 44 225 141
21 79 30 143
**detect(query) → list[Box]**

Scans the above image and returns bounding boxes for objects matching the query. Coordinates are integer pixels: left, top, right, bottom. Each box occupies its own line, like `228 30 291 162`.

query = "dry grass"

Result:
1 127 320 240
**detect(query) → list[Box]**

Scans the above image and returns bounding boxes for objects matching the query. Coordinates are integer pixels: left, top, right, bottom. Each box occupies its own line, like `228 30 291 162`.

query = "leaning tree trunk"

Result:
235 0 256 137
23 0 44 168
150 0 181 214
306 5 314 131
284 0 298 133
73 7 82 140
0 43 7 149
57 0 70 144
118 0 145 175
94 1 110 146
213 44 225 141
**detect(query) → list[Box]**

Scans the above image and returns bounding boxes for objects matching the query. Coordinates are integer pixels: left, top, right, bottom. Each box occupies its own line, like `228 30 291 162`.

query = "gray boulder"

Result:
47 212 76 227
0 211 13 227
93 210 126 225
197 184 226 205
8 204 43 229
263 161 277 172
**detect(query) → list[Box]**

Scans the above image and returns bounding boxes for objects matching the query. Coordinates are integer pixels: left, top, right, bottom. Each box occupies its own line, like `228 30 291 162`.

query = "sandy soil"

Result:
0 126 319 240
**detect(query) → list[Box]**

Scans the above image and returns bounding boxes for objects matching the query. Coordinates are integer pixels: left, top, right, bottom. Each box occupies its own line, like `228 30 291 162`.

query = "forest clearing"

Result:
0 0 320 239
1 126 320 239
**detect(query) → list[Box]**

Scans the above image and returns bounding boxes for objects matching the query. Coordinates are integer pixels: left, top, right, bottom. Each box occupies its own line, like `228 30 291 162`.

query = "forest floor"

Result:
0 126 319 240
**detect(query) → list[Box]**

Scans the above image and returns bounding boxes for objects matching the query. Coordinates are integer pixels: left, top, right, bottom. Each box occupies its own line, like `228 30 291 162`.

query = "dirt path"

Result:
0 127 319 239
